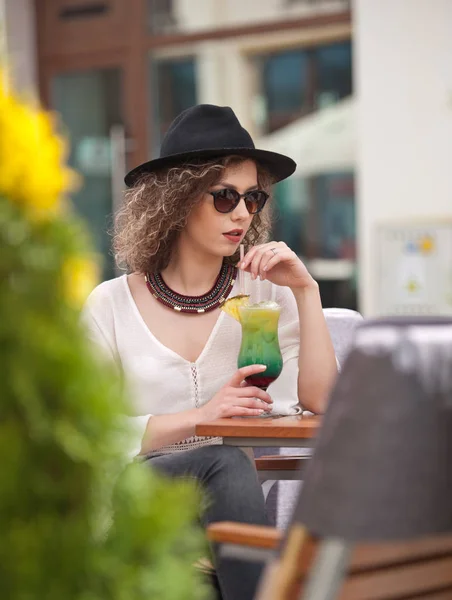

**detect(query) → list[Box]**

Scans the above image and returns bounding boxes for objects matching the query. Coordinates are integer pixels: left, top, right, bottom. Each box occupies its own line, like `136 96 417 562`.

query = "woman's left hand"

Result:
241 241 316 290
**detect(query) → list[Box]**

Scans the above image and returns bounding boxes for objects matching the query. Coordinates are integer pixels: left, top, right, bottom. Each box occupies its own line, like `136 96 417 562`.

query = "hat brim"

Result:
124 147 296 187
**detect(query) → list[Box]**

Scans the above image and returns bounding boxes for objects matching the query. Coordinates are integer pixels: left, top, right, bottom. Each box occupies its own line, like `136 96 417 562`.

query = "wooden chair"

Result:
209 317 452 599
208 522 452 599
198 456 308 596
255 455 310 481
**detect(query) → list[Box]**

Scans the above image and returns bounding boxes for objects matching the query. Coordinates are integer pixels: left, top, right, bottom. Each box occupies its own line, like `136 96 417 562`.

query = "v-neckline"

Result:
122 274 232 365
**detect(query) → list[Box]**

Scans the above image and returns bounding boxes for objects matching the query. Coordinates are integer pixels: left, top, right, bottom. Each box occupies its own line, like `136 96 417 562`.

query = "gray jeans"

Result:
146 444 269 600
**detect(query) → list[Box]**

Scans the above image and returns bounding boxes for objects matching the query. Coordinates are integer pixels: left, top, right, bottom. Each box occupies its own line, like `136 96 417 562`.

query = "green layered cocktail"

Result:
237 301 283 390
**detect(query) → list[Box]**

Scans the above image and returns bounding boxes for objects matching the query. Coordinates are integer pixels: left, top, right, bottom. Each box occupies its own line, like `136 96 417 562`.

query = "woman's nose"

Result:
231 198 249 220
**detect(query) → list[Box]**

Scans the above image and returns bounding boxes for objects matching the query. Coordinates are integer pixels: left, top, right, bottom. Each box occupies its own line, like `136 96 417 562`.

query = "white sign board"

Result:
377 221 452 316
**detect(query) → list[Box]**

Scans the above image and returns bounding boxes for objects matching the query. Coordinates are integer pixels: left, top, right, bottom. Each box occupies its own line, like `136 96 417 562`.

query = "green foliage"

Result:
0 198 210 600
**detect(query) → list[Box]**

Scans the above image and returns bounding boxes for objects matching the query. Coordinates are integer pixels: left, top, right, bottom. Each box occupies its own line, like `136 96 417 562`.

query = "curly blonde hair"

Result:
113 156 274 274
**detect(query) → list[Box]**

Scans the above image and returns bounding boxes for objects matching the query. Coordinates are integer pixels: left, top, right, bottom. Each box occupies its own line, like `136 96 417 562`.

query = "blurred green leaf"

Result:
0 196 211 600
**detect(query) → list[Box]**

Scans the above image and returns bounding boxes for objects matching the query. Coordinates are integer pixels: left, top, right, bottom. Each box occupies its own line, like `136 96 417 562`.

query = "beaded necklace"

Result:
145 263 237 314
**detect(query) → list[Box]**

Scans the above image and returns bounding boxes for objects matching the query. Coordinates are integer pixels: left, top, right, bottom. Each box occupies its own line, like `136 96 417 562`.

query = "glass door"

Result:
51 67 126 280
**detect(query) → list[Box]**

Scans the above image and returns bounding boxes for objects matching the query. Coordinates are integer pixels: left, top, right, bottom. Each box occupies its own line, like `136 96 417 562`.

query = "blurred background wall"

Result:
3 0 452 316
354 0 452 316
3 0 37 92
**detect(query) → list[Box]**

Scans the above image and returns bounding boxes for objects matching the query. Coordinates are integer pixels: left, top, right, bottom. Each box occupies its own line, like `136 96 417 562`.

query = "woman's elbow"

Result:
297 379 335 415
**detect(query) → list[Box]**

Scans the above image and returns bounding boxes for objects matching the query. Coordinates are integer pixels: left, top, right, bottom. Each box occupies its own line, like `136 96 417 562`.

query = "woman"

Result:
83 104 338 600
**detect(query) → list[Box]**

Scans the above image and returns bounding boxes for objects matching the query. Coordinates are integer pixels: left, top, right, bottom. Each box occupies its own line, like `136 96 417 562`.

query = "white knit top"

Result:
82 273 302 458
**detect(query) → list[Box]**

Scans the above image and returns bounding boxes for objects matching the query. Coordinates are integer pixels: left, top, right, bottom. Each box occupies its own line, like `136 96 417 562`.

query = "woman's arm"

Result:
241 241 338 415
292 281 337 414
140 408 202 454
140 364 273 454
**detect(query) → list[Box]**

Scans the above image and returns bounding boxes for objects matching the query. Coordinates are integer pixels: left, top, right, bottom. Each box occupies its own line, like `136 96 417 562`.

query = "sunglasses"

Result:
209 188 269 214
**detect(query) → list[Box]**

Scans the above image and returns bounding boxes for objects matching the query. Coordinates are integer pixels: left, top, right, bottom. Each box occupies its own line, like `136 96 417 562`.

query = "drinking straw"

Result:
239 244 245 296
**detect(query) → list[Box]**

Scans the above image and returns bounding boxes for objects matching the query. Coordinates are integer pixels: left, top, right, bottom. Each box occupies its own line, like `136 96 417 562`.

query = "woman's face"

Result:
180 159 259 259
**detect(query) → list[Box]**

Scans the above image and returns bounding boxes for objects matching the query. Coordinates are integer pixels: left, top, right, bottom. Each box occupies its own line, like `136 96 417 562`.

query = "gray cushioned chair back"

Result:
276 308 364 528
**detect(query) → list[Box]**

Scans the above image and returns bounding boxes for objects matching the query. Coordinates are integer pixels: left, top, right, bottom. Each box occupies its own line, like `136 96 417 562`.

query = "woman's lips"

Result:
223 232 243 243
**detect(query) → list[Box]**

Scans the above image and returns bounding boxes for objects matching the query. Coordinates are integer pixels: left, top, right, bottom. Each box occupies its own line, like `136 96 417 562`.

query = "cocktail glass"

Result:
237 301 283 391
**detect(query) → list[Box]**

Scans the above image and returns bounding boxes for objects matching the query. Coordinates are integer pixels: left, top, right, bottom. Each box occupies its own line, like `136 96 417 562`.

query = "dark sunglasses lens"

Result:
245 191 268 213
213 189 240 213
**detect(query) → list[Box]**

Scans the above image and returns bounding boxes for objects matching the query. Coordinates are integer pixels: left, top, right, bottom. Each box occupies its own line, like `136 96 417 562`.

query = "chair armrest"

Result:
207 522 282 550
255 455 310 471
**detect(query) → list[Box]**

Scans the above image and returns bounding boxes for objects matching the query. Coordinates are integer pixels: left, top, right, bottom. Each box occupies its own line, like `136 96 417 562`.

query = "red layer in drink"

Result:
245 375 278 390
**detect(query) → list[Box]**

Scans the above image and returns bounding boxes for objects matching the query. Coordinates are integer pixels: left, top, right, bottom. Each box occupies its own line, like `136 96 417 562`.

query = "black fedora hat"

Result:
124 104 297 187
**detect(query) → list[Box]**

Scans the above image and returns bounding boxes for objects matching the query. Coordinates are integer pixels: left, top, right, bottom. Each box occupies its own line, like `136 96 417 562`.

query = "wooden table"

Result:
196 415 320 449
197 415 321 482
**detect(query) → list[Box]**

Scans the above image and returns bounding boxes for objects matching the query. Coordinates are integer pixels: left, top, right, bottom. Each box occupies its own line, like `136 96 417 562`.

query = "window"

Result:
314 42 352 109
272 177 310 257
309 173 355 260
273 172 357 309
253 40 352 134
273 173 355 260
52 68 122 281
148 0 178 34
150 56 197 156
259 50 309 132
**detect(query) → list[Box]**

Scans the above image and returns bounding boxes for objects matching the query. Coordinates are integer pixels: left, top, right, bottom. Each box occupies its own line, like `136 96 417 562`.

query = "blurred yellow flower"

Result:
62 256 99 309
0 72 77 219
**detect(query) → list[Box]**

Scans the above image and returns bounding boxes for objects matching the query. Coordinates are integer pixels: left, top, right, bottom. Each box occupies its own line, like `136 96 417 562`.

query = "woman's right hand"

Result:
199 365 273 421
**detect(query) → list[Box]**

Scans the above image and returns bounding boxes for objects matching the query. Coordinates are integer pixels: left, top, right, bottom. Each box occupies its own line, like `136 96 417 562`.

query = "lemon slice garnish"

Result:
221 294 250 322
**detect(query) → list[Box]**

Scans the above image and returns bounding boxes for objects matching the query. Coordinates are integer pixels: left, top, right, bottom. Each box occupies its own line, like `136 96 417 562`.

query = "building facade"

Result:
5 0 452 316
7 0 356 307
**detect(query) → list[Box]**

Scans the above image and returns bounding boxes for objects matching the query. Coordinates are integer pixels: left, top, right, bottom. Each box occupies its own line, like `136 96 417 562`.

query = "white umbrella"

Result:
256 97 356 176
